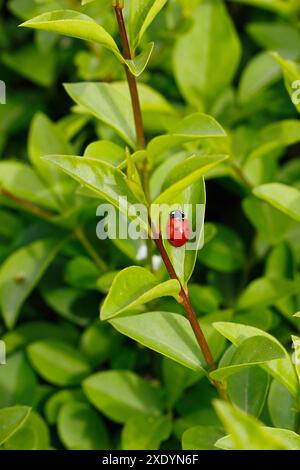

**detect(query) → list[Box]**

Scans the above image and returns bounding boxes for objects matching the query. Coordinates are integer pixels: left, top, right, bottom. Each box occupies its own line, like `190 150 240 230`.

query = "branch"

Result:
0 187 54 219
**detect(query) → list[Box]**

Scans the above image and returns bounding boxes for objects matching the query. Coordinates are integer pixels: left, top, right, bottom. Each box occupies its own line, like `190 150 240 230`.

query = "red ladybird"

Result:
166 210 191 247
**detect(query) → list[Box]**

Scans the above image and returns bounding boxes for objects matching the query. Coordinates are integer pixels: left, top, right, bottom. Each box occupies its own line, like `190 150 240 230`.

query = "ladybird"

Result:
166 210 191 247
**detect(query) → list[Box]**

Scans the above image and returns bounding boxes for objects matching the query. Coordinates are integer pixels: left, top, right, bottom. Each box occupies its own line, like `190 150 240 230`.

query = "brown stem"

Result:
75 227 108 273
232 163 252 190
113 2 225 396
114 5 145 149
0 187 54 219
153 233 216 370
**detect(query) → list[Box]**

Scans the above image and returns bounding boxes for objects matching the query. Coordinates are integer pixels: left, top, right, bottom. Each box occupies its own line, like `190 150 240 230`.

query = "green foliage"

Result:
1 0 300 452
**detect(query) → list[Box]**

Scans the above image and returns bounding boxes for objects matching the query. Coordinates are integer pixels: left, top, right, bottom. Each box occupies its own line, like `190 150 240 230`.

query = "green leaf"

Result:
58 402 109 450
0 160 59 212
291 335 300 383
148 113 227 162
243 196 294 244
268 380 298 431
64 256 100 290
162 358 203 407
84 140 126 165
111 311 225 371
213 322 298 396
173 0 241 110
80 321 121 367
2 43 56 87
153 154 228 205
43 155 148 231
0 406 31 446
0 237 65 329
101 266 180 320
125 42 154 77
254 183 300 222
64 82 136 147
246 120 300 163
210 336 284 381
45 389 86 425
214 401 300 450
128 0 167 50
227 367 270 417
247 21 300 55
27 339 91 386
29 113 76 207
3 410 50 450
198 224 246 273
20 10 122 61
182 425 224 450
272 53 300 113
121 415 172 450
237 276 296 310
2 320 79 356
83 370 163 423
0 351 37 408
238 52 280 105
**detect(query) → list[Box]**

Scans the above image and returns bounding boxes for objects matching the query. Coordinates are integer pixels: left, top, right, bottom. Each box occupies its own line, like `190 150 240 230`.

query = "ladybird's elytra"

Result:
167 210 190 247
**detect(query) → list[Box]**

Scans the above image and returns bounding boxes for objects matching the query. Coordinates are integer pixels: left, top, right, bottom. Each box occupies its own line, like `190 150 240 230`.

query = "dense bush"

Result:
1 0 300 451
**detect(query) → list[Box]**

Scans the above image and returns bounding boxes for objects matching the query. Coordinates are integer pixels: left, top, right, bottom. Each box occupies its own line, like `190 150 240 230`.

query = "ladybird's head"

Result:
170 210 185 220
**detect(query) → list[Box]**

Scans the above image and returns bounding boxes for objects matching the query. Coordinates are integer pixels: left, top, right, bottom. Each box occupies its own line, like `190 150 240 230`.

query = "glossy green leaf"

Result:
273 53 300 113
210 336 284 381
27 339 91 386
0 237 65 329
80 321 121 367
20 10 122 60
291 335 300 382
243 196 294 244
227 367 270 417
246 120 300 163
83 370 163 423
0 160 59 212
182 425 224 450
64 82 136 147
2 320 78 355
268 380 298 431
237 277 296 310
43 155 148 231
45 389 86 425
148 113 227 161
238 52 280 104
173 0 241 110
254 183 300 222
58 402 109 450
84 140 126 165
0 406 31 446
153 155 228 205
64 256 100 290
128 0 167 50
111 311 225 371
214 401 300 450
162 358 203 407
126 42 154 76
3 410 50 450
213 322 298 396
29 113 75 207
101 266 180 320
0 351 37 408
121 414 171 450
